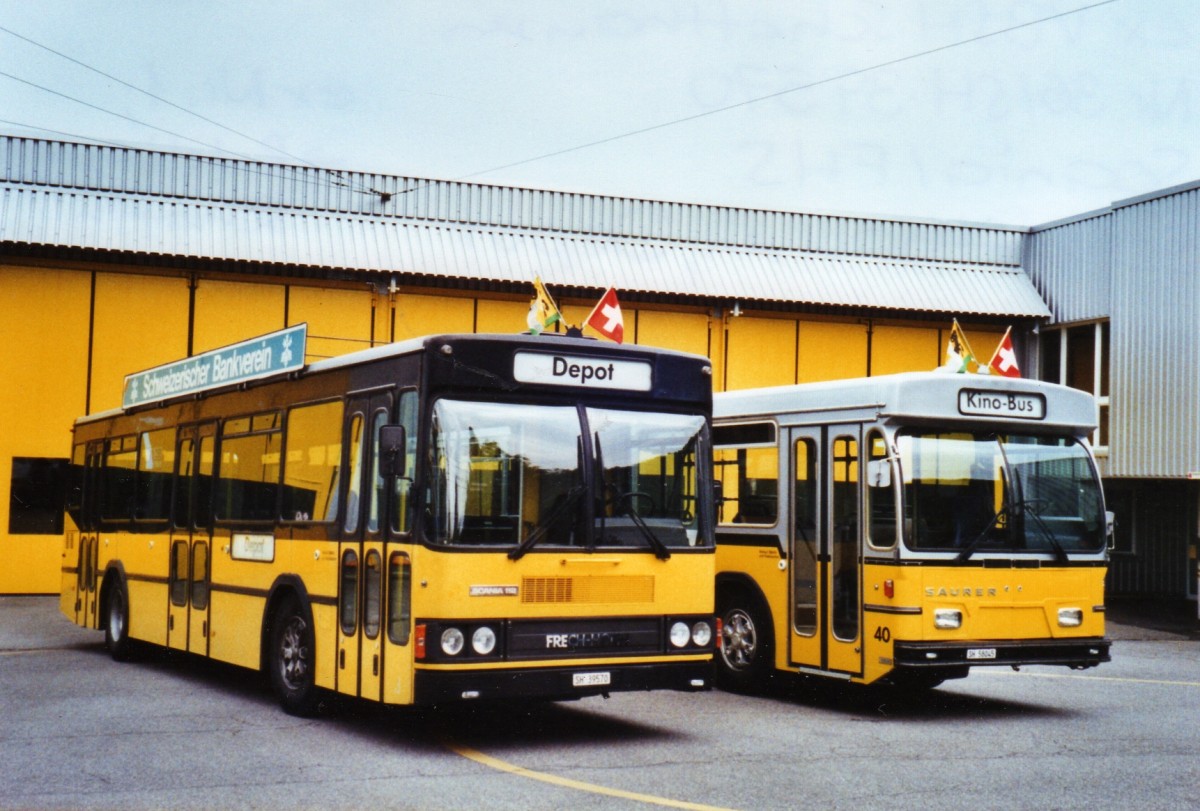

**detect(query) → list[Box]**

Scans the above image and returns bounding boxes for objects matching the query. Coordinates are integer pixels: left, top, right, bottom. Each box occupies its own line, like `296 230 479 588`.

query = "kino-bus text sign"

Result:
122 324 307 409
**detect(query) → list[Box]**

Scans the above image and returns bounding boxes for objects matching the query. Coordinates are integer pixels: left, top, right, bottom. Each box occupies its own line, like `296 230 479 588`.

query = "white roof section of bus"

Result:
1 135 1049 319
714 372 1098 434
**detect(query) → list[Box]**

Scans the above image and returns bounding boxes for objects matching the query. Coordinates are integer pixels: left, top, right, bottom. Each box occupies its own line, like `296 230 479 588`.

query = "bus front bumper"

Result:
412 660 713 705
893 636 1111 671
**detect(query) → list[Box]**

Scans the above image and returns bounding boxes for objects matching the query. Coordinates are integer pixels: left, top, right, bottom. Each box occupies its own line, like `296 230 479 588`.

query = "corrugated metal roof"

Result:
1 182 1050 318
1 135 1026 266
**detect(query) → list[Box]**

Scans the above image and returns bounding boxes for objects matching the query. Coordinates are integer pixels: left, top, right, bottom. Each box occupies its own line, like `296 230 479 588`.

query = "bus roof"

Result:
80 331 712 425
713 371 1098 435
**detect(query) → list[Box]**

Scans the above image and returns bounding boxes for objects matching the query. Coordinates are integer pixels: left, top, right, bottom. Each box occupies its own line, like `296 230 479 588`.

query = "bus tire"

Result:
716 587 773 694
268 595 320 716
104 576 135 662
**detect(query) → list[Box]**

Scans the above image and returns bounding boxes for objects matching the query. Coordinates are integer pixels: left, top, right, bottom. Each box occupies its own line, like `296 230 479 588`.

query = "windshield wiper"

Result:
508 483 585 561
594 434 670 560
955 503 1010 563
1021 501 1070 564
956 499 1069 563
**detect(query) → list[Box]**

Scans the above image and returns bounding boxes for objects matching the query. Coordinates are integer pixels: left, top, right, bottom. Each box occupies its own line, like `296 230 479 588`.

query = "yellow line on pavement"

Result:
980 670 1200 687
444 739 737 811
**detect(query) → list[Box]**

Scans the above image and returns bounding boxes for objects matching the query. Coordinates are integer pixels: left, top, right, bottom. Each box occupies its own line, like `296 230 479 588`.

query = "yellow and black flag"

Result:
940 318 981 373
526 276 562 334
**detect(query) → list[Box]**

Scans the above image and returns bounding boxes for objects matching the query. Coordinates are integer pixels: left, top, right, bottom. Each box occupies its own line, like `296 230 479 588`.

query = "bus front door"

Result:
167 425 215 656
788 426 862 678
336 391 392 702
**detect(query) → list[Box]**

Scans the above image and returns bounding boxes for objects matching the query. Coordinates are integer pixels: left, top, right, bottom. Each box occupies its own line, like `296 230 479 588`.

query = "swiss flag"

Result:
585 287 624 343
988 327 1021 378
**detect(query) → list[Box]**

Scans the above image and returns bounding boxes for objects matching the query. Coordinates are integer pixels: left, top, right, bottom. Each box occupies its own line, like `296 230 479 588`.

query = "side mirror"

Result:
867 459 892 488
378 425 407 478
1105 510 1115 549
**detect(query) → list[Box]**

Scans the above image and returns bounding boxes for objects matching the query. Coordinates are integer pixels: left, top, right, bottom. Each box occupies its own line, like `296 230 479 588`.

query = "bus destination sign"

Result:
512 350 652 391
957 388 1046 420
123 324 307 409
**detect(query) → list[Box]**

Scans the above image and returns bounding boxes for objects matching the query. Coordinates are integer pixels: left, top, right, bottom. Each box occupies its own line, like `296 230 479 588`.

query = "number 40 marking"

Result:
873 626 891 643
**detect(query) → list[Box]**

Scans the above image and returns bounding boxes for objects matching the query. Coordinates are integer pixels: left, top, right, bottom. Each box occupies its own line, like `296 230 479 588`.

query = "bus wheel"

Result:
104 577 134 662
716 590 772 693
269 596 320 716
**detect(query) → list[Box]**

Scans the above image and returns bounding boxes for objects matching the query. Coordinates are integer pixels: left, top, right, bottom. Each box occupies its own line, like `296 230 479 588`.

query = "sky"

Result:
0 1 1196 227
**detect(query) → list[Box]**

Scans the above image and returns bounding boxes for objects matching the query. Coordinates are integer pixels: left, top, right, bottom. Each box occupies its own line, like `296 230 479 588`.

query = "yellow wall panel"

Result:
872 325 941 375
475 299 530 334
288 286 373 361
798 321 869 382
91 272 190 413
634 310 711 358
0 265 92 593
725 317 797 391
193 279 286 354
394 293 475 341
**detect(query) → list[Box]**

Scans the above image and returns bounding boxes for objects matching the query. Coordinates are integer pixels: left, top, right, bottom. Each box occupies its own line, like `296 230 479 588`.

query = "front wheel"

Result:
716 589 773 694
268 596 320 716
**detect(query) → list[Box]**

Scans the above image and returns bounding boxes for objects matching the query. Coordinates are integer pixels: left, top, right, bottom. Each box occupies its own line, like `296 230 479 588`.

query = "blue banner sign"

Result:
123 324 307 409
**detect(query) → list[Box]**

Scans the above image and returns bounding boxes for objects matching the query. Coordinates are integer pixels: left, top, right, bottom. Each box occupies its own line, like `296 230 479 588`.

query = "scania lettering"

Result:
61 331 716 715
712 372 1110 694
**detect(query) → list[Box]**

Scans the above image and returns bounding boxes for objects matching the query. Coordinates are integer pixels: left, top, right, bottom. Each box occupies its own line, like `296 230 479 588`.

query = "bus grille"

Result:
521 576 655 604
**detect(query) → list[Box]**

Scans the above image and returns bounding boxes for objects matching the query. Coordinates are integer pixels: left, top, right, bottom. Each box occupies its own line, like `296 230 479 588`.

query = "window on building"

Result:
9 457 68 535
1040 321 1110 452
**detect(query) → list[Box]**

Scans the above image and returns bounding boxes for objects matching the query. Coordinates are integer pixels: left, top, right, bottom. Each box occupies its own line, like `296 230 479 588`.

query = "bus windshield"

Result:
897 431 1105 556
428 399 708 553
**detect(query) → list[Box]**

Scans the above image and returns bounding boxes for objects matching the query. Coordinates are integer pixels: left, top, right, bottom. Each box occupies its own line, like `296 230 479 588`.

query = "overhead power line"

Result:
453 0 1121 183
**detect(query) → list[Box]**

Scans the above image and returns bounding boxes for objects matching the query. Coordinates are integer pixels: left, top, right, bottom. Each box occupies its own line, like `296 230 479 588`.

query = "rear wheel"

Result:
268 596 320 716
716 588 773 693
104 577 134 662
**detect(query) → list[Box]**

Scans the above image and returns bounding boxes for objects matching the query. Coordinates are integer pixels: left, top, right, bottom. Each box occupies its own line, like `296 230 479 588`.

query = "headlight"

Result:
691 621 713 647
472 626 497 655
440 627 464 656
669 621 691 648
933 608 962 630
1058 608 1083 627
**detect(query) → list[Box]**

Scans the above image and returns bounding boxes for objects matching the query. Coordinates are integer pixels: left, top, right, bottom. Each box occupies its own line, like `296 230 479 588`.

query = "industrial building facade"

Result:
0 135 1195 609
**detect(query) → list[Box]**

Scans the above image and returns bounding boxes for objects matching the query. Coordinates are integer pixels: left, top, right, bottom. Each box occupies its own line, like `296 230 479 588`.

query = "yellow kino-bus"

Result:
61 329 717 714
711 372 1111 693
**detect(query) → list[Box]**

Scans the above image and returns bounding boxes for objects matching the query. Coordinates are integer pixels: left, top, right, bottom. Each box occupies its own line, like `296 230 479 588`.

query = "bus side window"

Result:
866 430 896 549
712 422 779 527
215 413 282 523
282 400 344 524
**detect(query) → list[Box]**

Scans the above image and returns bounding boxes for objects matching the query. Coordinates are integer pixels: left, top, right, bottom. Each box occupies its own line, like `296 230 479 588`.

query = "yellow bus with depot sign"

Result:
61 328 716 714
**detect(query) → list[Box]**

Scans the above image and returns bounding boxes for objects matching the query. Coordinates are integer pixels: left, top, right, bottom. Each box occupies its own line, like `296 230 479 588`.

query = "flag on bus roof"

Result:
939 318 981 373
585 287 624 343
526 276 562 335
988 326 1021 378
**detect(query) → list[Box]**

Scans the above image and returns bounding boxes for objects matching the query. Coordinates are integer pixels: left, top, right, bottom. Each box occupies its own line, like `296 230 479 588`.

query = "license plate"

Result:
573 671 611 687
967 648 997 660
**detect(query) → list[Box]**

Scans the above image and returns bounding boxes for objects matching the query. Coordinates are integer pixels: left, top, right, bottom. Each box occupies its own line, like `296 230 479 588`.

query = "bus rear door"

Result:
167 424 215 656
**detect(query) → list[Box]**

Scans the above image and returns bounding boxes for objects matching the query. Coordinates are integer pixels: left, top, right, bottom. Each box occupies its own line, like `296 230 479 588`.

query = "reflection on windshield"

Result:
897 431 1105 556
429 399 708 553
